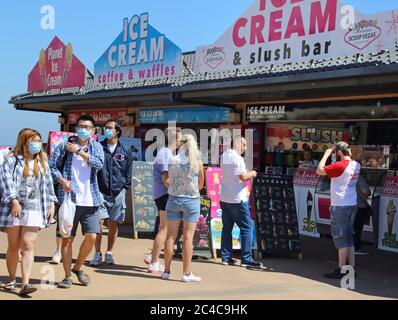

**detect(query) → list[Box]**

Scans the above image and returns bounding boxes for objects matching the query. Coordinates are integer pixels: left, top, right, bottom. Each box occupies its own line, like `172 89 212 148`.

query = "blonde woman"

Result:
0 129 57 296
161 134 204 282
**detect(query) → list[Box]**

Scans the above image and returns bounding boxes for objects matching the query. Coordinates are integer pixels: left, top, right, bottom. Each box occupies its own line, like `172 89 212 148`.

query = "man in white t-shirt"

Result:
317 141 360 279
220 136 263 269
50 115 104 289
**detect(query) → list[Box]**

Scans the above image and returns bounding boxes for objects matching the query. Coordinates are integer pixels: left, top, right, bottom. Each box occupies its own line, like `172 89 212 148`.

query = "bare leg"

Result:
338 248 349 268
107 220 119 253
347 246 355 267
6 227 22 282
74 233 97 271
182 221 197 275
150 211 167 264
61 238 74 278
20 227 39 287
163 220 181 273
94 220 104 254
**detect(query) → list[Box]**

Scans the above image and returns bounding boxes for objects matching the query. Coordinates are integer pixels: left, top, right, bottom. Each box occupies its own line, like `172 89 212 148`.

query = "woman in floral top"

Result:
161 134 204 283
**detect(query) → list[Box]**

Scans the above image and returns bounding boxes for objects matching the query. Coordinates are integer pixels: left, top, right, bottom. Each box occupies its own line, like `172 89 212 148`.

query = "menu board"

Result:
131 161 157 233
254 174 301 256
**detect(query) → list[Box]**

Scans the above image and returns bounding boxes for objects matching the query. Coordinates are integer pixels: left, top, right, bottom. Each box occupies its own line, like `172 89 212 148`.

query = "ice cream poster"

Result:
206 167 253 219
94 12 182 84
28 36 86 92
211 218 241 250
379 177 398 253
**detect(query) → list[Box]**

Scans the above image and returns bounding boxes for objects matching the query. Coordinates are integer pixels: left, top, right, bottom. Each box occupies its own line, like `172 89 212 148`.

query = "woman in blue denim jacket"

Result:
161 134 204 283
0 129 57 296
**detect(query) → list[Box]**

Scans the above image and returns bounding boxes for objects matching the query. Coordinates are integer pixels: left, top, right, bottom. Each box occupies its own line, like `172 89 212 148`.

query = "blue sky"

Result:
0 0 397 146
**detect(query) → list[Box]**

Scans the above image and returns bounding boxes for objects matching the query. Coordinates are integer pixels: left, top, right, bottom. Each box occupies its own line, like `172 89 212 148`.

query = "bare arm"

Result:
316 149 333 176
239 171 257 182
198 160 204 190
162 171 169 189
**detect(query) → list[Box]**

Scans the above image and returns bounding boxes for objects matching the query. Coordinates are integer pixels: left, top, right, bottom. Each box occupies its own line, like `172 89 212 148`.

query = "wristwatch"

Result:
75 148 81 156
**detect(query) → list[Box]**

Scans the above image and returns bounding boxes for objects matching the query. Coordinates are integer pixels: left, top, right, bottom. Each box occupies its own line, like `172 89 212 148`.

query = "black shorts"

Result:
154 194 169 212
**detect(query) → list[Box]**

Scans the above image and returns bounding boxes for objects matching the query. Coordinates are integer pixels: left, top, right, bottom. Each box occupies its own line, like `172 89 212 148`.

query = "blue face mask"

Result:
28 142 42 155
77 128 91 141
104 129 115 139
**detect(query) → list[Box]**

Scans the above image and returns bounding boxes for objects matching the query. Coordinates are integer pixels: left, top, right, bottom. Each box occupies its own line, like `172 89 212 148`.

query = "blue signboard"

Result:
138 107 231 123
95 13 182 85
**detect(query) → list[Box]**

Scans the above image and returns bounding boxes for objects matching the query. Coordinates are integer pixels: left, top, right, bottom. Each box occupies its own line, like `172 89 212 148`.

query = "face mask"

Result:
77 128 91 141
104 129 115 139
28 142 42 155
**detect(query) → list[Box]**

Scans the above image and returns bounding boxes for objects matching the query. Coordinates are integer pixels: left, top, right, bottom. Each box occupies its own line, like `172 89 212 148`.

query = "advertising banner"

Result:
195 0 398 73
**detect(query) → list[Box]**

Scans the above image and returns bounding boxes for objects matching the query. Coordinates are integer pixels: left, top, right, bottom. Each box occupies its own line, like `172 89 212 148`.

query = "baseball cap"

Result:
334 141 351 155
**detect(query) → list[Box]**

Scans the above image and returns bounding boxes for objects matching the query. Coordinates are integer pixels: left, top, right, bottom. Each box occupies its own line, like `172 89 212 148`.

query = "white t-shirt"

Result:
71 145 94 206
107 143 117 154
220 149 250 204
324 159 361 206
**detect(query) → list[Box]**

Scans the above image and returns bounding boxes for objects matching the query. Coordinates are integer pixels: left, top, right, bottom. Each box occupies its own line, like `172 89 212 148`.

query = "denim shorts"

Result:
330 205 357 250
71 206 101 237
99 189 126 223
166 195 200 223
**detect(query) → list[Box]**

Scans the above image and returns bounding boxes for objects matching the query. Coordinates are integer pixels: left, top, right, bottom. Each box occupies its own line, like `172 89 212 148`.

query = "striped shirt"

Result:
49 140 104 207
0 155 57 227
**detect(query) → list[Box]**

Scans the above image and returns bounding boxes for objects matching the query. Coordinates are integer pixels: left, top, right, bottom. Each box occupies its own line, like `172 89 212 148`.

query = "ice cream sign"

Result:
28 36 86 92
195 0 398 73
95 13 182 84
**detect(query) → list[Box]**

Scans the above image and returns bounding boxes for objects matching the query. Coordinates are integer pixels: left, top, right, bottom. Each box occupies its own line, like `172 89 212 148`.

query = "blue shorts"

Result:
99 189 126 223
330 205 357 250
166 195 200 223
71 206 101 237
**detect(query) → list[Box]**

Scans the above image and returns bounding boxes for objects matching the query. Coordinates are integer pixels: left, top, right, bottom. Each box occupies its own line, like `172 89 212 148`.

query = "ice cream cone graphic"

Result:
306 190 313 221
62 43 73 88
386 199 396 236
38 49 46 89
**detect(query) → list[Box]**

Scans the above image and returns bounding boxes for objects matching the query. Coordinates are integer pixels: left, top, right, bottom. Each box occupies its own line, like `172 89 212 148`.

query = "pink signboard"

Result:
206 167 253 219
28 36 86 92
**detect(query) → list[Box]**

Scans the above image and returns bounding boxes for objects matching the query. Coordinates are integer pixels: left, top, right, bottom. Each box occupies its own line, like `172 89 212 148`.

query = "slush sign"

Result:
195 0 398 73
95 13 182 84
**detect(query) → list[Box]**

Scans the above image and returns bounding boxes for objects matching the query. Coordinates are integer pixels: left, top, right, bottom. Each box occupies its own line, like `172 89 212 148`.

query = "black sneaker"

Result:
221 259 237 266
241 261 263 269
324 267 346 279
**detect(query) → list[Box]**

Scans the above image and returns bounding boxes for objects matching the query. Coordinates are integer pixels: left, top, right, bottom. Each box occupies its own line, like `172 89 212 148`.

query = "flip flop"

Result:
19 284 37 296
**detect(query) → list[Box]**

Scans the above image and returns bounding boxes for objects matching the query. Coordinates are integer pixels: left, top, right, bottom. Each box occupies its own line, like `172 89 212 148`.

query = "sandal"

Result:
19 284 37 296
71 269 91 286
4 280 17 291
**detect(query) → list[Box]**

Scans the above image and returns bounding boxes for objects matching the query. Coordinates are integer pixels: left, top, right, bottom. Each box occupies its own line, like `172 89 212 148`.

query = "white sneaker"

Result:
182 273 201 283
161 272 170 280
105 252 115 265
148 262 165 273
90 252 103 266
51 250 62 264
144 254 152 265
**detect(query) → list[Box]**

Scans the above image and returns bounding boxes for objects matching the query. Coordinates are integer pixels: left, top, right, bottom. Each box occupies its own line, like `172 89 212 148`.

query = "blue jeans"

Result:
220 201 253 264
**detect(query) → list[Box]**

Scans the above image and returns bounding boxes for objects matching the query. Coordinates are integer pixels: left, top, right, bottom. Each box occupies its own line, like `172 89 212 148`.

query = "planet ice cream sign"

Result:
95 13 182 84
195 0 398 73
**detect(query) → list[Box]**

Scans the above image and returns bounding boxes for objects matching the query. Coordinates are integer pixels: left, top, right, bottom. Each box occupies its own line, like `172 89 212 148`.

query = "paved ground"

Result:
0 225 397 300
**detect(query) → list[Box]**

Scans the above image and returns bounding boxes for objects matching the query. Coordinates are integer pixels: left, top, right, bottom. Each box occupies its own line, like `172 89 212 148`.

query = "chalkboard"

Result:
131 161 157 234
254 174 302 256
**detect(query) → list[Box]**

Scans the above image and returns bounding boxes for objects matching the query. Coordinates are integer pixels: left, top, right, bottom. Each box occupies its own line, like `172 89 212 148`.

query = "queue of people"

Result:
0 119 368 296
